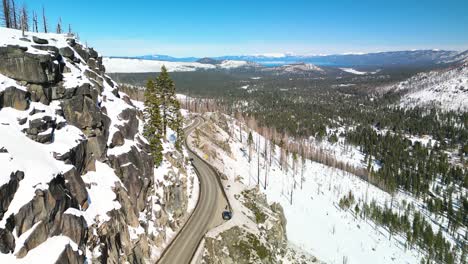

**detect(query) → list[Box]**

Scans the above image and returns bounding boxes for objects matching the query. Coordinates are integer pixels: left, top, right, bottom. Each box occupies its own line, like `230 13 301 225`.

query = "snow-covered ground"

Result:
339 68 368 75
380 62 468 112
188 113 465 264
103 57 215 72
218 60 250 69
103 57 250 73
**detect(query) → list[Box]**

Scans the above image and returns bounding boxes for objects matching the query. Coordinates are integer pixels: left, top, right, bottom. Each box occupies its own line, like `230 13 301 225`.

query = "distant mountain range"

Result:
110 50 467 67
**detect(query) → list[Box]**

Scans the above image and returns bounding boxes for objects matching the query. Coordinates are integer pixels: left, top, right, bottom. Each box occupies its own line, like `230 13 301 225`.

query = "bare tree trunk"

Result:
56 17 62 33
2 0 11 28
11 0 17 29
32 11 38 32
42 6 47 33
20 4 28 35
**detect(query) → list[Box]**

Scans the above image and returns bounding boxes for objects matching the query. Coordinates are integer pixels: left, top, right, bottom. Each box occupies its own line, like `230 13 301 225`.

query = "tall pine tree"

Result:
144 79 164 166
156 65 183 150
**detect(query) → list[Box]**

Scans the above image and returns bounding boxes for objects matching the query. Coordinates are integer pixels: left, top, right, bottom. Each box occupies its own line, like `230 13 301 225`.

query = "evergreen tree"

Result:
170 98 184 151
144 79 164 166
247 131 253 162
156 65 184 149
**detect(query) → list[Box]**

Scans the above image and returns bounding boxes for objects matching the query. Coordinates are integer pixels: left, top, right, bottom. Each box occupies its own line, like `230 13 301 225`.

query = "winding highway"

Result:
157 116 228 264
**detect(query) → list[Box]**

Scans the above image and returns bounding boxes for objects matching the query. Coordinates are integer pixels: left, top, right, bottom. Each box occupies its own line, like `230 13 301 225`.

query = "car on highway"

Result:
222 210 232 220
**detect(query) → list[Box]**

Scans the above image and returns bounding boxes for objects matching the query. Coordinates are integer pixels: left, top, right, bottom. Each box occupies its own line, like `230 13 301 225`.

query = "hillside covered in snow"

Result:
380 61 468 112
0 28 198 263
187 112 465 264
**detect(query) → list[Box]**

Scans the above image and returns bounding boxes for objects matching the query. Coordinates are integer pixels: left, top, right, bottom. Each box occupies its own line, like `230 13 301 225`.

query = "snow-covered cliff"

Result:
0 27 197 263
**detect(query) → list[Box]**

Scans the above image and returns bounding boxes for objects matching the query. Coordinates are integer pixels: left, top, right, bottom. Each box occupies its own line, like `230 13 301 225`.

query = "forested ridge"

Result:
117 64 467 263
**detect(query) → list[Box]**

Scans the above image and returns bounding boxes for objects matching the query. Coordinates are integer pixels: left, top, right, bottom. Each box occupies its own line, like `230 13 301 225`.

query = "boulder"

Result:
14 175 75 237
108 146 153 213
27 84 49 104
22 115 57 143
62 94 102 131
86 135 107 162
62 169 88 208
0 86 30 110
16 221 48 258
31 45 59 55
54 139 95 174
88 58 98 70
66 38 76 47
72 43 89 62
32 36 48 44
55 244 85 264
35 130 54 144
84 69 104 88
48 83 94 101
88 48 98 59
98 58 106 73
0 228 15 253
118 108 139 139
0 45 61 84
59 47 75 59
60 213 87 245
104 76 114 88
110 131 125 148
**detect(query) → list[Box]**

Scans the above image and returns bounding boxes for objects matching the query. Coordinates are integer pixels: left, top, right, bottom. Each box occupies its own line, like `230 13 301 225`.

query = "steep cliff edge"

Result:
0 28 198 263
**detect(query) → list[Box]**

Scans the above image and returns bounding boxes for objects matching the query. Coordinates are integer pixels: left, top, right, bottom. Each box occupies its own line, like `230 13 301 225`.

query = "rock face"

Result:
0 86 30 110
0 30 196 263
0 45 62 84
0 171 24 224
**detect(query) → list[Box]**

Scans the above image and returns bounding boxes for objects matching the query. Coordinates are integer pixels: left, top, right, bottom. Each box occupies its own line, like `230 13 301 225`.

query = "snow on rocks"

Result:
0 27 199 263
0 105 78 229
0 73 27 92
0 235 81 264
81 161 123 224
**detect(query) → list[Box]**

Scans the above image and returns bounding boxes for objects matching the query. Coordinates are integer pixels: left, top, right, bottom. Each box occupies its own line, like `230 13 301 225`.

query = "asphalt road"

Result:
157 116 228 264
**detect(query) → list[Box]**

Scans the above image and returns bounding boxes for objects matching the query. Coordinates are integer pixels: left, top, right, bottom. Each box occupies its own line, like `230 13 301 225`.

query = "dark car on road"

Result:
222 210 232 220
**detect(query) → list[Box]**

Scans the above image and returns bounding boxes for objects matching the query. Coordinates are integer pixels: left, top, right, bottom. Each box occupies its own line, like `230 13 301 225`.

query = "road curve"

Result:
157 116 227 264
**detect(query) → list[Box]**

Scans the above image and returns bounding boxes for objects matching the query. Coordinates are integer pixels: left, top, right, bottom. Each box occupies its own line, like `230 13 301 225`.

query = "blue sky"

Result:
21 0 468 56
